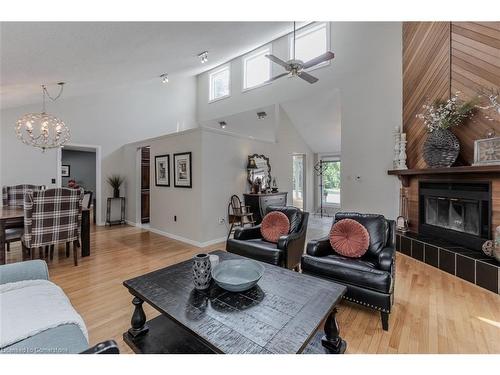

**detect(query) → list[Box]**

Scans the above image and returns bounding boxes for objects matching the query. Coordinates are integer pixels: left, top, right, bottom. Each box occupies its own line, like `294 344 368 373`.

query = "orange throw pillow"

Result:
329 218 370 258
261 211 290 243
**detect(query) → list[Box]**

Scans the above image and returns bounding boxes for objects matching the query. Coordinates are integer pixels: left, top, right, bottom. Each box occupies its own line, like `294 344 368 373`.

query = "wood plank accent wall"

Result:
402 22 500 235
403 22 451 169
451 22 500 164
403 22 500 167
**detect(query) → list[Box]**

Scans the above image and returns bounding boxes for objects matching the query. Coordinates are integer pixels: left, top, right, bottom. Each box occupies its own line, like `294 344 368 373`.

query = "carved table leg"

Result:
321 307 347 354
128 297 149 338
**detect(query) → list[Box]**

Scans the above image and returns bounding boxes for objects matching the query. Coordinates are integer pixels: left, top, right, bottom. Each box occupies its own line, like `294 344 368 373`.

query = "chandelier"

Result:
15 83 70 151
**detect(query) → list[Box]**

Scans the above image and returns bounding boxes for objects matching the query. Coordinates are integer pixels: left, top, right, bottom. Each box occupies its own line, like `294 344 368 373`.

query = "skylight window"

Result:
289 22 329 67
209 65 230 102
243 46 271 90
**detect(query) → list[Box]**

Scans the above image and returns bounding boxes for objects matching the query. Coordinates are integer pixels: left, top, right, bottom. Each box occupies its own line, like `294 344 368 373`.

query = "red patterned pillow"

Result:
261 211 290 243
329 219 370 258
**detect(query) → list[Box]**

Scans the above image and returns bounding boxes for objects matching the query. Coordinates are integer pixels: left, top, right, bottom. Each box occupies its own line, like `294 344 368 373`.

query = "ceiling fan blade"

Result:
298 71 318 84
265 54 291 70
265 72 289 83
302 51 335 69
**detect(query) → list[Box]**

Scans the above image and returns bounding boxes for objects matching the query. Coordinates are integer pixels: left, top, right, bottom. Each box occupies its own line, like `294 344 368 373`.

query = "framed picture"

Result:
173 152 192 188
473 137 500 166
61 165 70 177
155 154 170 187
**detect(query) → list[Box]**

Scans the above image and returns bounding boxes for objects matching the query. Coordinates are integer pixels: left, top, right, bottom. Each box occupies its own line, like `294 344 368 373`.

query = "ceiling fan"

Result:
265 22 335 84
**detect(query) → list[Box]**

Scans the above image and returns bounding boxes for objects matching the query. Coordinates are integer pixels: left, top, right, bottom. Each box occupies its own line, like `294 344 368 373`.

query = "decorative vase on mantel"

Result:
423 128 460 168
417 92 478 168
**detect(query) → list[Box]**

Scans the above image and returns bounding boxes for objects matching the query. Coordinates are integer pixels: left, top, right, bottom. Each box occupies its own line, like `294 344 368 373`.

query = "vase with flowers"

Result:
417 92 477 168
106 174 125 198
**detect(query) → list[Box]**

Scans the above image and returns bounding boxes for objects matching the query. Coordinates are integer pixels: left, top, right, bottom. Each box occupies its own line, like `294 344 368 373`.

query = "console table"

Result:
106 197 126 226
243 192 287 224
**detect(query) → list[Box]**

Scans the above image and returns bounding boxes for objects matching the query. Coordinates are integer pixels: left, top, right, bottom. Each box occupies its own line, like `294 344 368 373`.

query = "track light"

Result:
198 51 208 64
257 111 267 120
219 121 227 129
160 73 169 83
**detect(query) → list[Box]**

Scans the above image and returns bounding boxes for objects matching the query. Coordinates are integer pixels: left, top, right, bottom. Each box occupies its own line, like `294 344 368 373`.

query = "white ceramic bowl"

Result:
211 259 265 292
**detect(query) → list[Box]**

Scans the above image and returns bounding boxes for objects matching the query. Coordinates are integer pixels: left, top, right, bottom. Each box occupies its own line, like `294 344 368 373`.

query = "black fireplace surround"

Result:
419 181 491 252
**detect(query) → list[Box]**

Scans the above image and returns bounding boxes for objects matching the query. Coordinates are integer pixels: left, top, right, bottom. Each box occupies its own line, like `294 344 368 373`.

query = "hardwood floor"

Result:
4 224 500 354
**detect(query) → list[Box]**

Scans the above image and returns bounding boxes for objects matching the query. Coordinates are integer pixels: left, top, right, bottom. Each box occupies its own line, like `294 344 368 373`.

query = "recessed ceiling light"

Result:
198 51 208 64
160 73 169 83
219 121 227 129
257 111 267 120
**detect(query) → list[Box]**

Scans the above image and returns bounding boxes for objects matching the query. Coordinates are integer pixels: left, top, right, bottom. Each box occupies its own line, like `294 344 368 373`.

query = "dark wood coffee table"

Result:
123 250 347 354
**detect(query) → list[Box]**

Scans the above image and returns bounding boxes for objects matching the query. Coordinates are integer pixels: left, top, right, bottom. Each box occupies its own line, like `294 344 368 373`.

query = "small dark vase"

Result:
423 128 460 168
113 188 120 198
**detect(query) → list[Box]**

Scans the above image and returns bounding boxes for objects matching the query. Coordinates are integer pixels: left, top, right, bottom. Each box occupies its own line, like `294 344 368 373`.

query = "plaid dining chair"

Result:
22 188 84 266
2 184 45 207
2 184 45 252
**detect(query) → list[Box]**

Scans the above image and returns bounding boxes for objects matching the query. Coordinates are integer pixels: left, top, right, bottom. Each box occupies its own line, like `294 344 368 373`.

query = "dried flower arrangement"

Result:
417 92 478 132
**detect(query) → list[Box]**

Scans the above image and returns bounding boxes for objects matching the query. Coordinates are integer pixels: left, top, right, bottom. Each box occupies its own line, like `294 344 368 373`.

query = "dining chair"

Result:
227 195 255 240
2 184 45 252
22 187 84 266
2 184 46 207
82 191 93 209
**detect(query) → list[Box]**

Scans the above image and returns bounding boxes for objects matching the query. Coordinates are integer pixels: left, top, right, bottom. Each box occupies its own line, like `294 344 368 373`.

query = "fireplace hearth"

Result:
419 181 491 251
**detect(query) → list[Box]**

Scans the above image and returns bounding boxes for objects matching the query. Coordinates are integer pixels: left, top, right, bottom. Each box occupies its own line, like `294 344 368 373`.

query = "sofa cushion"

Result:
0 324 88 354
329 219 370 258
261 211 290 243
334 212 388 256
266 206 303 233
0 279 88 349
226 238 283 266
301 253 393 293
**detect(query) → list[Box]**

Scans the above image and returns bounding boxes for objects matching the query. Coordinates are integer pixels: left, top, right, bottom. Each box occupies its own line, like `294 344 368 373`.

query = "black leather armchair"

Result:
301 212 395 331
226 206 309 270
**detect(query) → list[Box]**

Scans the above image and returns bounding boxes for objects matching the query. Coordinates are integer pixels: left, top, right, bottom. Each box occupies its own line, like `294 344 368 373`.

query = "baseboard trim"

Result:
126 221 226 248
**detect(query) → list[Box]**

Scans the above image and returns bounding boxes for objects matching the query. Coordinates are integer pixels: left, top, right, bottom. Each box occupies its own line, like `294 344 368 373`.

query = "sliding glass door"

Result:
321 159 341 206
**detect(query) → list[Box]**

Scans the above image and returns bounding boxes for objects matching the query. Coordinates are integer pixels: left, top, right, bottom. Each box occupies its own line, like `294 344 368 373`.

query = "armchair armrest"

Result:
378 246 396 271
0 260 49 285
277 231 302 250
80 340 120 354
306 236 333 257
234 225 262 240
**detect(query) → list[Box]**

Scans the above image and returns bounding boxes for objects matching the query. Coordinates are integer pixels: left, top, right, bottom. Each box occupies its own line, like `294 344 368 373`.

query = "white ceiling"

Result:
200 105 277 142
281 89 341 154
0 22 291 108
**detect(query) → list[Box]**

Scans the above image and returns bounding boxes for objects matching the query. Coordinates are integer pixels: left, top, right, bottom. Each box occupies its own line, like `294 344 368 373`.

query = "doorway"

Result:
292 154 306 210
140 147 150 224
56 144 102 225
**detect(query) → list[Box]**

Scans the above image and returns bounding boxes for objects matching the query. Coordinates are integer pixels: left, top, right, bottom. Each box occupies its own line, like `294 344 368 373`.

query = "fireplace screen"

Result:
425 197 480 236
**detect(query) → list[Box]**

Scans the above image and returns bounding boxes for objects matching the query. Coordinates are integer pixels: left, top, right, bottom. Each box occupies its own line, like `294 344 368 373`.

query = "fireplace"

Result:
419 181 491 251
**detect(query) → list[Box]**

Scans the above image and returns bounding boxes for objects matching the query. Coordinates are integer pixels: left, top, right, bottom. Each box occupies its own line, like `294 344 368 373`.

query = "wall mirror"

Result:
247 154 271 189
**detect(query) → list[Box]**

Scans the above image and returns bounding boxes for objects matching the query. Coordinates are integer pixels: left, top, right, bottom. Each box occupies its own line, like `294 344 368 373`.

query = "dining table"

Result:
0 207 91 265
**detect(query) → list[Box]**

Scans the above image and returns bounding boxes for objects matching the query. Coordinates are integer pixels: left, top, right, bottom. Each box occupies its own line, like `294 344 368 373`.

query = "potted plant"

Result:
417 92 477 168
106 175 125 198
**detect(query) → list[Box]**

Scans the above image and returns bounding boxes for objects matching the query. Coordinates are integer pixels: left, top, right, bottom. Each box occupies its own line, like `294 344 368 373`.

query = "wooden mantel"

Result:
388 165 500 187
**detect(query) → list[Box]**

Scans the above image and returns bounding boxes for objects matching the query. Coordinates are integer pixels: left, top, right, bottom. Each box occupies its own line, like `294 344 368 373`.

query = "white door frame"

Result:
292 153 307 210
56 144 103 225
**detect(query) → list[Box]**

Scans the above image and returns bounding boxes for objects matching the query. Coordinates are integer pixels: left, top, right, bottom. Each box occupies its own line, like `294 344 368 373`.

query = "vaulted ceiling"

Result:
0 22 291 108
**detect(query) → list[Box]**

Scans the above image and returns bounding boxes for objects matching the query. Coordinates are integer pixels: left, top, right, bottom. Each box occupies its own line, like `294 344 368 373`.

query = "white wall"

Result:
0 76 198 221
201 108 314 243
121 109 313 245
197 22 402 219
